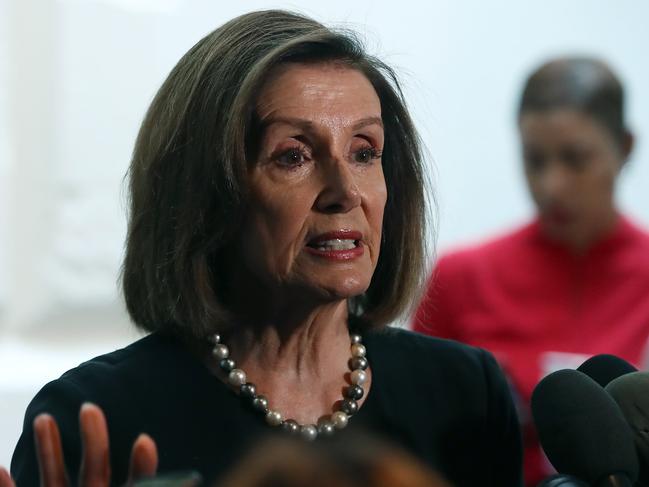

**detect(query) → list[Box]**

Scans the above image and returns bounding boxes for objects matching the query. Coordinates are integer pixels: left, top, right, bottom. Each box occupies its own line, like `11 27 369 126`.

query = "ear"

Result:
619 130 634 165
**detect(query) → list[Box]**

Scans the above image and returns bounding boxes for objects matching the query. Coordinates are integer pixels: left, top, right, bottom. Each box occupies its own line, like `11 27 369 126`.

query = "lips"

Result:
305 230 364 260
545 207 576 226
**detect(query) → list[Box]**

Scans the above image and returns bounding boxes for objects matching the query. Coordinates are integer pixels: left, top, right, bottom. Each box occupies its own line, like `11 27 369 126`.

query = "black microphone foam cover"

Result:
531 369 638 484
536 474 589 486
606 372 649 487
577 354 637 387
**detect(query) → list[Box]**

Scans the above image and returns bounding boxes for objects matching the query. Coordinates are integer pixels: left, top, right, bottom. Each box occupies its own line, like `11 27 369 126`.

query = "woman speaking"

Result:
5 10 522 487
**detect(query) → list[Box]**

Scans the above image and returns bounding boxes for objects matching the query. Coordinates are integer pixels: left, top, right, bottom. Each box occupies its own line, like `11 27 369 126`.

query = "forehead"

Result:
256 62 382 126
519 109 606 140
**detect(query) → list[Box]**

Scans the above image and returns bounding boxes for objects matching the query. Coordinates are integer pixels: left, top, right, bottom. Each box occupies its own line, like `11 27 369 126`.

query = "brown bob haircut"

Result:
122 10 429 338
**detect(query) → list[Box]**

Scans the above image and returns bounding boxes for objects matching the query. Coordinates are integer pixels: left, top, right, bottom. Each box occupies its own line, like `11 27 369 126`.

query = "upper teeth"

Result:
312 239 357 251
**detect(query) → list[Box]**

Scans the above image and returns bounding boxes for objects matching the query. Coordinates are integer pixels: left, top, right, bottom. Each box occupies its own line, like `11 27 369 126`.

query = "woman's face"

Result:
519 108 626 249
238 63 386 303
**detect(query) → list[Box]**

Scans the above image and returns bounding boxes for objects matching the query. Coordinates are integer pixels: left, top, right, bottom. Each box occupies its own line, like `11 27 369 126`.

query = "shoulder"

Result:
366 326 482 359
365 327 499 390
620 215 649 250
609 215 649 274
437 221 538 273
17 333 188 423
53 333 175 396
364 327 523 486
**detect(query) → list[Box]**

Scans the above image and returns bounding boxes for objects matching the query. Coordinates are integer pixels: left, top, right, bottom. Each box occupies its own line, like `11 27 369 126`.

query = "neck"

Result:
204 263 372 424
203 299 365 424
221 260 359 378
542 208 619 255
227 300 351 378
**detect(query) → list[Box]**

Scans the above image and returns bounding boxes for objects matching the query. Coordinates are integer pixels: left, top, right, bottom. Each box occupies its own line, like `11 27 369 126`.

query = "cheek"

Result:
524 174 551 211
373 187 388 231
599 161 620 187
244 189 312 271
581 160 619 199
365 167 387 206
524 171 541 194
363 174 388 248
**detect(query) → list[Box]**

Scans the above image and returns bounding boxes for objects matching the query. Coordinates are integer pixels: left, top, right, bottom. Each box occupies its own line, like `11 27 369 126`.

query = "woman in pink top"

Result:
413 57 649 486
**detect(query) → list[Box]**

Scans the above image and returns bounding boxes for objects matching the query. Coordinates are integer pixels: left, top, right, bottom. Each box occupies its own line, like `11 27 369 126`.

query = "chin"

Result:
317 276 371 300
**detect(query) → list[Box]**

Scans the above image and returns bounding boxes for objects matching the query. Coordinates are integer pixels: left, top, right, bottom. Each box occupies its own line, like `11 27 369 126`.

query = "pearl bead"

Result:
252 395 269 413
212 344 229 359
350 369 367 385
350 356 368 370
331 411 348 429
206 332 371 439
228 368 246 386
240 382 256 399
266 410 283 426
301 424 318 441
351 344 366 358
345 385 364 400
219 358 235 372
281 419 300 434
317 421 335 437
340 399 358 415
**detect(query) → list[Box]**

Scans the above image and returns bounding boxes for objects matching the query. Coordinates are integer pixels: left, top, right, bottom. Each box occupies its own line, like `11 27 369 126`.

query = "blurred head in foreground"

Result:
518 57 633 252
216 434 451 487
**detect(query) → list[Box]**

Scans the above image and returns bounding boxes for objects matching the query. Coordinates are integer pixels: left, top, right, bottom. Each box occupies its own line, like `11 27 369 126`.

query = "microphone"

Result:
577 354 637 387
606 372 649 487
536 474 589 486
531 369 638 487
133 471 202 487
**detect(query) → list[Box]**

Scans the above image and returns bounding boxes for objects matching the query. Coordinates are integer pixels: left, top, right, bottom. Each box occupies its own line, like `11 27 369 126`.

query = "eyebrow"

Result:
260 116 384 131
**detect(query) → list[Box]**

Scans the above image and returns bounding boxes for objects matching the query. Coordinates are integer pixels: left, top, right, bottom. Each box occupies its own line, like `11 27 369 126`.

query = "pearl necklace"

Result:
209 332 368 441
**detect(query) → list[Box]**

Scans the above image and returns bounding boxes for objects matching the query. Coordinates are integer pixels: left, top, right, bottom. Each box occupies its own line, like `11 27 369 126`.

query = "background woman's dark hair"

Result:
122 10 429 338
518 57 628 149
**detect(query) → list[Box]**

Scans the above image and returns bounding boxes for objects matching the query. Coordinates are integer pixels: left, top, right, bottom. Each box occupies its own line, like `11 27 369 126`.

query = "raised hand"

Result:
1 403 158 487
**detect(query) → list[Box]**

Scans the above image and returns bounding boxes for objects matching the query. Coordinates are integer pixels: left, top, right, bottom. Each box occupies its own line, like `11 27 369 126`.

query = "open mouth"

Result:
306 238 361 252
305 231 364 259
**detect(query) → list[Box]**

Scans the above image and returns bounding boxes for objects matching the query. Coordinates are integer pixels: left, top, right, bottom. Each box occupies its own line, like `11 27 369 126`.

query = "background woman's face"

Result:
519 108 626 248
238 63 387 302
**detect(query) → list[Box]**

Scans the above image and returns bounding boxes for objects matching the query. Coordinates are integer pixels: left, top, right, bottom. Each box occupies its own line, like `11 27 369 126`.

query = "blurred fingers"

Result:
33 414 68 487
0 467 16 487
78 403 111 487
127 434 158 482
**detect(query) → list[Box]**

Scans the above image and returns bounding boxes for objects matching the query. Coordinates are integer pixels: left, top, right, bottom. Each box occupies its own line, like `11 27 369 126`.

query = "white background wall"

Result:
1 0 648 469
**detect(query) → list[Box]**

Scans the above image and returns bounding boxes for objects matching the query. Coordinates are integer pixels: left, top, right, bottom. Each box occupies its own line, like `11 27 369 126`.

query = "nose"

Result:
314 158 362 214
536 162 571 201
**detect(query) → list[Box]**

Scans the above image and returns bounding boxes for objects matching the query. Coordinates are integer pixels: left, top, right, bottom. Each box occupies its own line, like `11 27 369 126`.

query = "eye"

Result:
273 145 311 167
353 147 382 164
523 150 545 172
561 148 590 171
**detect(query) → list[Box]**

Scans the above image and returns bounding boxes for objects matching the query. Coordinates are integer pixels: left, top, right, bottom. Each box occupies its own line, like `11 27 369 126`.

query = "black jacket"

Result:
11 327 523 486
